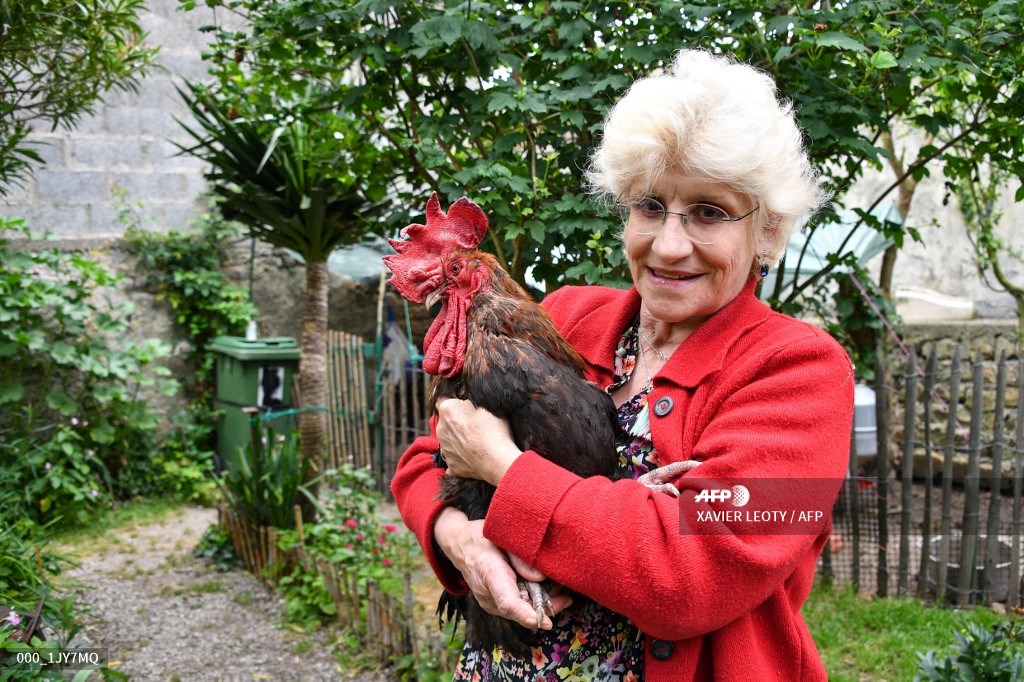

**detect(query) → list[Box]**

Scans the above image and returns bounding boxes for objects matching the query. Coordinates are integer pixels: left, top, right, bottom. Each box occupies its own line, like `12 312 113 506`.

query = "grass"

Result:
53 496 195 552
804 584 1006 681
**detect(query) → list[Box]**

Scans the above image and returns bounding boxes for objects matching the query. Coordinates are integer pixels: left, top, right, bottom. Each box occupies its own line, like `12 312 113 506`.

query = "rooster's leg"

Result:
638 460 702 497
517 579 553 629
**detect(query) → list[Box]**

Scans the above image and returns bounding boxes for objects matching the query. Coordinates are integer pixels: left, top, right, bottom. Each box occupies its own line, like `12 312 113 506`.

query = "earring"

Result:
759 263 769 278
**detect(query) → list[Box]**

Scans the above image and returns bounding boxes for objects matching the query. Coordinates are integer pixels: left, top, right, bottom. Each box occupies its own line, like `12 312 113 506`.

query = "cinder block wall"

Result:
0 0 222 239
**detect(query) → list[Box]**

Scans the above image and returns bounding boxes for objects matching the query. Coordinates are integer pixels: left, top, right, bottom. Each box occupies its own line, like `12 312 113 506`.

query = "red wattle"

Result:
422 294 469 378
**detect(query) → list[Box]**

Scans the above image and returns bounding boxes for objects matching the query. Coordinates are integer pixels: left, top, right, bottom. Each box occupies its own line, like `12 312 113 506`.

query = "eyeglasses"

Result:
616 197 758 245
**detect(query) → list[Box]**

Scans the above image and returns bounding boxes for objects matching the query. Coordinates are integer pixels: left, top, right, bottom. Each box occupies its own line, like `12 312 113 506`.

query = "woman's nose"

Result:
651 214 696 259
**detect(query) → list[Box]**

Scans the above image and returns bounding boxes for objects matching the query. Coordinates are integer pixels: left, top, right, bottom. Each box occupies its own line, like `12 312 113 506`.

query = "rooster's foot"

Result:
638 460 701 497
517 578 553 630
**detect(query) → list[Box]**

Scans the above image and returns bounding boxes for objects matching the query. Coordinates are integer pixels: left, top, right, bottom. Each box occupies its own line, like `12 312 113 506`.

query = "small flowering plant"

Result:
277 463 418 598
22 419 107 524
2 610 21 629
304 464 417 590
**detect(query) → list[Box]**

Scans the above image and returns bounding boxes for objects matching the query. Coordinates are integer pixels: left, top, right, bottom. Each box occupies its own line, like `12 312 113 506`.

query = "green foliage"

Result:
123 200 256 505
915 617 1024 681
275 568 337 630
216 425 317 529
0 0 156 191
393 620 462 682
301 464 418 591
185 0 1023 300
122 201 257 402
275 464 419 628
0 505 67 612
176 85 384 264
193 524 237 572
148 408 218 505
182 0 1024 371
0 492 108 680
2 424 109 527
0 217 188 522
804 585 1006 681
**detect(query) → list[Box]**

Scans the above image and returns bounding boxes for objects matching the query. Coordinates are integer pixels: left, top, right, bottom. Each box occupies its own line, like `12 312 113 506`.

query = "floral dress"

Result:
452 320 660 682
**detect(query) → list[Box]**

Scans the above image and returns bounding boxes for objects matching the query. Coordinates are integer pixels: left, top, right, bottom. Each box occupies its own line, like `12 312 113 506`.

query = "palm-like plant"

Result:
177 84 382 516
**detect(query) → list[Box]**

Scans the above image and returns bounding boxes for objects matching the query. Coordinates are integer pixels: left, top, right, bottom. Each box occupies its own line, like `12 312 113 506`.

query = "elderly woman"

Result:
391 49 853 681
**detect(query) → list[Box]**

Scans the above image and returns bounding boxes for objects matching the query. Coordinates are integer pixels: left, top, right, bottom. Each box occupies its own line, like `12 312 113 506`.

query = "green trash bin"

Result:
208 336 301 465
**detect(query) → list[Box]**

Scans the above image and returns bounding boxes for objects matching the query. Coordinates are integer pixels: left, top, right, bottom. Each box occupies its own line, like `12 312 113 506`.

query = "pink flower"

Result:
384 524 398 533
345 544 354 550
45 462 52 470
356 534 364 542
377 536 386 544
3 611 21 628
382 558 392 567
87 450 94 457
91 490 99 499
70 417 79 426
344 518 358 529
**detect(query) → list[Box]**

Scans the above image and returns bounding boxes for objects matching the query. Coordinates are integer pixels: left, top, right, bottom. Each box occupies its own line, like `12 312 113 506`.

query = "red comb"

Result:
389 192 487 254
384 192 488 302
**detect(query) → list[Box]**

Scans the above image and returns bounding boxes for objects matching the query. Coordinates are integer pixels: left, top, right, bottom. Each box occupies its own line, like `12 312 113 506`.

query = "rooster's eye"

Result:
451 263 461 275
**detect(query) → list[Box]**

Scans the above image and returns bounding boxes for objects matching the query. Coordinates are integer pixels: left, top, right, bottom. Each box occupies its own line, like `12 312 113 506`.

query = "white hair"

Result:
587 49 828 265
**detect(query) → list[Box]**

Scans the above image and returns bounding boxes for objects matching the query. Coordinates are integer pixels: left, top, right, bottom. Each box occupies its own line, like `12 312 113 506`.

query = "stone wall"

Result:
885 321 1021 486
0 0 223 239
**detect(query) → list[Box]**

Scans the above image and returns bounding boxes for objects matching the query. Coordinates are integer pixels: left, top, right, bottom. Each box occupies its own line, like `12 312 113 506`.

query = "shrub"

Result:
302 464 418 591
275 463 419 628
916 616 1024 681
216 424 317 530
122 203 256 406
193 524 237 572
0 218 187 523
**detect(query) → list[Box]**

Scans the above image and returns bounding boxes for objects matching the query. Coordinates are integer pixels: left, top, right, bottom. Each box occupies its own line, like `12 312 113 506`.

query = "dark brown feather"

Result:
432 253 618 657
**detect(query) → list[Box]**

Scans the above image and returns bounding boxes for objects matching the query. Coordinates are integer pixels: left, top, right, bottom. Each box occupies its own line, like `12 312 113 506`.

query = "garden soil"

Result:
57 505 397 682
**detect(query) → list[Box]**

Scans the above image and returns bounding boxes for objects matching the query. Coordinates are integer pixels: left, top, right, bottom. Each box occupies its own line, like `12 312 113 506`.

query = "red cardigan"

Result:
390 279 854 681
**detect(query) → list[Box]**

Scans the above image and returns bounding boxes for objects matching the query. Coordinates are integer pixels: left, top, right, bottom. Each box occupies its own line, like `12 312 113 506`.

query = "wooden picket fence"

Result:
326 329 432 494
218 505 294 584
323 329 1024 606
822 347 1023 606
220 501 454 667
289 507 455 669
326 330 374 473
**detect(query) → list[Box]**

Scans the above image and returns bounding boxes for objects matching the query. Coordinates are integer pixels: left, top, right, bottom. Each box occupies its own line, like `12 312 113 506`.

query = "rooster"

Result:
384 193 692 657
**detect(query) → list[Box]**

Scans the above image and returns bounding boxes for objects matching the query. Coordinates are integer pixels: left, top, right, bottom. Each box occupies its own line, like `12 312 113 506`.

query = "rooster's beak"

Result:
425 285 446 310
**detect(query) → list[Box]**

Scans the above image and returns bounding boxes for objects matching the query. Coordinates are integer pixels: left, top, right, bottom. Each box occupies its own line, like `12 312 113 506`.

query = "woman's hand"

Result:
436 398 522 486
434 507 572 630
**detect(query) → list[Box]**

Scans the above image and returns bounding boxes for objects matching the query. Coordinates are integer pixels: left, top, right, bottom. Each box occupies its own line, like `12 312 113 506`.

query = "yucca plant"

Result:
176 83 384 517
216 423 318 530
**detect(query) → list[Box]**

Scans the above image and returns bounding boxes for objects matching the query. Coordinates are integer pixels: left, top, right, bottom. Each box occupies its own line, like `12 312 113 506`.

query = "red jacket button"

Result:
651 638 675 661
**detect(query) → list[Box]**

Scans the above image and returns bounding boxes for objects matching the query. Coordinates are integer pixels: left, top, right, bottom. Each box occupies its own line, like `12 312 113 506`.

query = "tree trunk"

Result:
298 259 329 519
878 130 919 297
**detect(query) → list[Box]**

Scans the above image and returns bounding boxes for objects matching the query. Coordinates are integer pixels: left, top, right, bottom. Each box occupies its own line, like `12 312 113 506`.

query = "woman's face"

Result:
624 171 758 335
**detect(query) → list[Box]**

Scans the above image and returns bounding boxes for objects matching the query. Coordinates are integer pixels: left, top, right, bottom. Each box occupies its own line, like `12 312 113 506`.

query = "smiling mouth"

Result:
649 268 702 282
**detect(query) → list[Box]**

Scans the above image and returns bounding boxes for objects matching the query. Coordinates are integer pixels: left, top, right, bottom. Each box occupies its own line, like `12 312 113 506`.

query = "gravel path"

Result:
59 505 396 682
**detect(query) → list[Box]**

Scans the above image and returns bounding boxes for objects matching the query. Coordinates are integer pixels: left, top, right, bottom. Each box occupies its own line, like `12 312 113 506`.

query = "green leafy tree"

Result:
176 84 384 515
951 164 1024 345
188 1 1022 312
0 0 157 190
